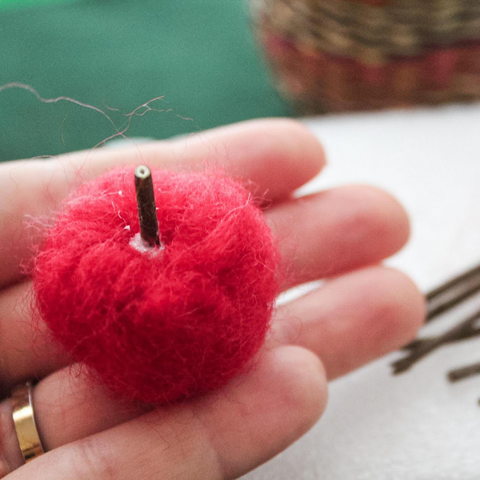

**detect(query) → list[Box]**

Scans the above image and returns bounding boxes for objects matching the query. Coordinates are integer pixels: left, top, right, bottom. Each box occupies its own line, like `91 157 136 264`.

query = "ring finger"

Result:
0 265 423 477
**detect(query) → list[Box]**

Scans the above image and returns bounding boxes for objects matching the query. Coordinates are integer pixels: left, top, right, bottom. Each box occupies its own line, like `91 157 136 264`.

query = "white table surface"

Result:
243 103 480 480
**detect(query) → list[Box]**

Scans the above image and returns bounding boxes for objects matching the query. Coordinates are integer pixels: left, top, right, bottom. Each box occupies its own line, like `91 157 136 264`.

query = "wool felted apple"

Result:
33 167 280 405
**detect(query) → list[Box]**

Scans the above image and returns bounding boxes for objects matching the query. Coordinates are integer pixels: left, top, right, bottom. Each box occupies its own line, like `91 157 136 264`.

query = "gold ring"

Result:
11 382 45 463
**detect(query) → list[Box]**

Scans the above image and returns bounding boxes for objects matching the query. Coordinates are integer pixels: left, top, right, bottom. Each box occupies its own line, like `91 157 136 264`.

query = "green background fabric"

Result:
0 0 76 10
0 0 290 161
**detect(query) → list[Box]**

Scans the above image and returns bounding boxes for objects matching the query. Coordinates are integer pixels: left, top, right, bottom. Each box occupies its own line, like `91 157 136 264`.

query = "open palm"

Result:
0 119 424 479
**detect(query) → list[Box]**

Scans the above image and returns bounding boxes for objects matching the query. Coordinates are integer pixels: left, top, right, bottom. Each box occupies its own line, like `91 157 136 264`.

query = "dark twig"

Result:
448 361 480 383
402 328 480 352
426 263 480 323
392 264 480 402
392 310 480 374
134 165 160 247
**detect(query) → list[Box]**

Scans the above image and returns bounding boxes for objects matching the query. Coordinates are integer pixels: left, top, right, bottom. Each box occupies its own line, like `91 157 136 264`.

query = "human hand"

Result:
0 119 424 479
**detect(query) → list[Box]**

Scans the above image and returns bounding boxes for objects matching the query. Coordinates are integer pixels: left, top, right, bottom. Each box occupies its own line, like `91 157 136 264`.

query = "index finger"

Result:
0 119 325 288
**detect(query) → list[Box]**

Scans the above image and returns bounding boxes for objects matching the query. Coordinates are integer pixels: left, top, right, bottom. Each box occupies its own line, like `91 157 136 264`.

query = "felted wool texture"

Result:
33 168 280 405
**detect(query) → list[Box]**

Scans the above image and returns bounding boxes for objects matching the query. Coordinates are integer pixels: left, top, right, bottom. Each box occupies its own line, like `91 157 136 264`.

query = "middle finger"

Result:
0 184 409 389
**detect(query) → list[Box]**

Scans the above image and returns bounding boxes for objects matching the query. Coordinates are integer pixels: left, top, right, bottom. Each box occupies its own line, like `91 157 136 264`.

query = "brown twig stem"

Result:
134 165 160 247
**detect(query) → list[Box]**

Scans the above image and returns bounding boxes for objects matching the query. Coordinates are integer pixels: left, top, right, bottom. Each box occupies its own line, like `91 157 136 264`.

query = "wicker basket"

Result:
252 0 480 112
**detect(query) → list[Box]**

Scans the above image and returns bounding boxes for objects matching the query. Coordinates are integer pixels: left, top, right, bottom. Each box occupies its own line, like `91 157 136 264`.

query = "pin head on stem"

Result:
134 165 160 247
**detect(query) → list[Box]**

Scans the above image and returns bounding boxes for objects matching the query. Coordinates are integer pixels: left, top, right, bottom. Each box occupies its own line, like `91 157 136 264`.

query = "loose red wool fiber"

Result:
33 168 280 405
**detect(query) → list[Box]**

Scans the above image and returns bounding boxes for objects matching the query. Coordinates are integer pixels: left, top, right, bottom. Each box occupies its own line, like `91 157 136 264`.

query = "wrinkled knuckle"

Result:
73 438 117 480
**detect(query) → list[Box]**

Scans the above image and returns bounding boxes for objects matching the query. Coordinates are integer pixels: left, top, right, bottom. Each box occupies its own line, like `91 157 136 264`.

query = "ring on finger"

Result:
11 382 45 463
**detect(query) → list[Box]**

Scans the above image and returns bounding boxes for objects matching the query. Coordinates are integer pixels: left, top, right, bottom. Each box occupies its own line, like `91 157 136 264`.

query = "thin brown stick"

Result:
134 165 160 247
448 361 480 383
426 263 480 323
392 310 480 374
402 328 480 352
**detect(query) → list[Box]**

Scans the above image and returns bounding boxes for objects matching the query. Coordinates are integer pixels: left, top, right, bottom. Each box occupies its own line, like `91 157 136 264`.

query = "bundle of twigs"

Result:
392 264 480 403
